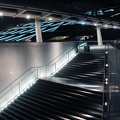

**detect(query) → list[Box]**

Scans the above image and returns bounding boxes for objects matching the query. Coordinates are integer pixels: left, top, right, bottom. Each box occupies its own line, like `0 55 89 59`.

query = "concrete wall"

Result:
0 42 77 92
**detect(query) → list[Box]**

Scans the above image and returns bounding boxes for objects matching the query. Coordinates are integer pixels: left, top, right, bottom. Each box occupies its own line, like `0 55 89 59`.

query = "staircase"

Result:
0 50 105 120
0 79 103 120
54 52 105 88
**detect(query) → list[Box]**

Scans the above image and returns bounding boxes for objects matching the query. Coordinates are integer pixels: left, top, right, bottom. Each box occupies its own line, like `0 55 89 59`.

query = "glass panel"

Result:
0 85 11 98
56 54 68 70
11 70 30 88
20 69 37 92
69 48 77 59
47 64 55 76
0 84 19 109
38 67 46 78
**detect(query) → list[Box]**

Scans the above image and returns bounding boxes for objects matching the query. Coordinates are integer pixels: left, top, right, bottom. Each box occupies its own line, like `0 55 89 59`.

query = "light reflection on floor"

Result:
45 77 103 92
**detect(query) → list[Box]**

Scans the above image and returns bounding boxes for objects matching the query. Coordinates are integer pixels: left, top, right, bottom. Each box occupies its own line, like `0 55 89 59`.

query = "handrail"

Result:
0 68 38 99
0 44 78 96
0 67 35 94
46 44 78 66
48 46 76 68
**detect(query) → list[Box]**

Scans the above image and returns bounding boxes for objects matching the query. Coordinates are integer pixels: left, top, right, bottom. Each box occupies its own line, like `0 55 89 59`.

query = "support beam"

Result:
96 26 103 47
13 9 27 18
35 19 43 42
38 13 52 20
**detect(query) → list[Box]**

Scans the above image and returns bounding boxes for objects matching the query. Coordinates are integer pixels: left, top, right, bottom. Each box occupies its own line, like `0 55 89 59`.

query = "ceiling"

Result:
0 0 120 24
0 0 120 41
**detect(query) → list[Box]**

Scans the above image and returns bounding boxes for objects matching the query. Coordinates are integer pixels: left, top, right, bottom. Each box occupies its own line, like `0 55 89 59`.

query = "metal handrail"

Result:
0 44 78 97
45 44 78 66
0 68 38 99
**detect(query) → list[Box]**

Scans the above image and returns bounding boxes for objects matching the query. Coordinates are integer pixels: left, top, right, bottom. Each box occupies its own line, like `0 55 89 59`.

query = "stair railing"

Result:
0 44 78 111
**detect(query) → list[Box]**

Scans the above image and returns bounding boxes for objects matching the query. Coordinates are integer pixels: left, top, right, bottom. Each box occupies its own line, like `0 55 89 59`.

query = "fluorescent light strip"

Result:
0 52 78 111
0 79 38 112
111 13 120 17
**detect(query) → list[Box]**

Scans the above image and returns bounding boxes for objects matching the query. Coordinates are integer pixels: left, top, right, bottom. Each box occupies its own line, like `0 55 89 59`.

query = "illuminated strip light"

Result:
41 26 50 31
40 21 54 25
5 34 26 41
111 13 120 17
51 53 78 76
24 28 35 32
104 9 114 12
0 35 7 39
0 32 12 35
51 22 64 27
41 22 54 28
0 35 15 41
79 42 87 46
23 22 34 26
16 34 35 41
0 78 39 113
29 31 35 33
18 29 35 34
18 30 28 34
42 22 64 32
63 21 75 26
42 26 58 32
22 26 34 29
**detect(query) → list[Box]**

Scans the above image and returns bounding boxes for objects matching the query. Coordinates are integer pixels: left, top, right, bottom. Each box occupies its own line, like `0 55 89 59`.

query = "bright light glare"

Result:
105 102 107 106
0 12 3 16
26 15 30 19
105 64 108 67
94 23 97 26
113 26 117 29
105 51 108 54
0 79 39 112
104 25 108 28
51 53 78 76
48 17 52 21
82 22 85 25
105 82 108 85
105 78 108 81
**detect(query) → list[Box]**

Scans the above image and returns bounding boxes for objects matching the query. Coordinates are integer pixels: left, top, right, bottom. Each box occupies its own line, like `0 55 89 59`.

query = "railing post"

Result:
19 83 20 94
55 63 56 72
68 52 69 61
37 68 38 78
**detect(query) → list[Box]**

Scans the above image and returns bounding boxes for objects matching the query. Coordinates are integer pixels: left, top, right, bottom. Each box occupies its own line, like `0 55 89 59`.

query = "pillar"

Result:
96 26 103 47
35 19 43 42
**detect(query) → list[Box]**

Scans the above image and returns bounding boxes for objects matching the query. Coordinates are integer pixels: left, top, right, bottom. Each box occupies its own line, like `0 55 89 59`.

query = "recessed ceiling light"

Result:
26 15 30 19
113 26 117 29
104 25 108 28
48 17 52 21
0 12 3 16
81 22 85 25
94 23 97 26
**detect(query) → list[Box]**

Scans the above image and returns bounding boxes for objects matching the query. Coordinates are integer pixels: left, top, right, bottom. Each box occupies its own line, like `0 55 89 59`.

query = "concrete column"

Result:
35 19 43 42
96 26 103 47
